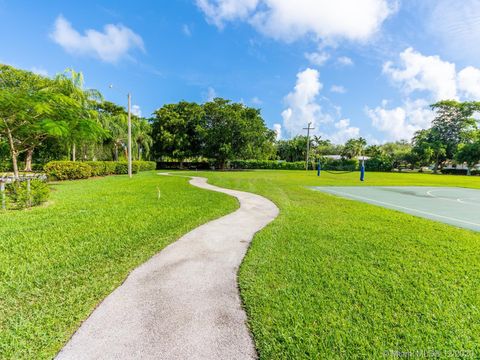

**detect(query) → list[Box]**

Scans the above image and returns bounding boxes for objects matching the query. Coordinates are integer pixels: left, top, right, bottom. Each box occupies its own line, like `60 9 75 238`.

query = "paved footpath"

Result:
56 176 279 360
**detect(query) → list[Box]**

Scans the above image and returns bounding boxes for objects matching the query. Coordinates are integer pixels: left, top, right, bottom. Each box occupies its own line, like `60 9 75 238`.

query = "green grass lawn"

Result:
182 170 480 359
0 171 238 359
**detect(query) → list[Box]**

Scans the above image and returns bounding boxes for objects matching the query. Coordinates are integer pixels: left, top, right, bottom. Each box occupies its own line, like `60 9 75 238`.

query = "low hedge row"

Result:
441 168 480 175
230 158 359 171
44 161 157 180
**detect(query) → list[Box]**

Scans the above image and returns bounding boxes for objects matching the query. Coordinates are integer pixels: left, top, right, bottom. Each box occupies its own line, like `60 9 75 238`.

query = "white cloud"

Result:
368 47 480 141
337 56 354 66
281 68 333 137
427 0 480 63
132 105 142 117
196 0 259 28
182 24 192 37
305 51 330 67
330 85 346 94
251 96 263 105
383 47 457 101
51 15 144 63
273 123 282 140
197 0 396 43
205 86 217 101
329 118 360 144
366 99 434 141
458 66 480 99
30 67 48 76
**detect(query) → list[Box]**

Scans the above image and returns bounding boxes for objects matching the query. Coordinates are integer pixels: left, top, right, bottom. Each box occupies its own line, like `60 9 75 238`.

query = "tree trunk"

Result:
5 125 19 178
114 144 119 161
72 143 76 162
24 148 34 172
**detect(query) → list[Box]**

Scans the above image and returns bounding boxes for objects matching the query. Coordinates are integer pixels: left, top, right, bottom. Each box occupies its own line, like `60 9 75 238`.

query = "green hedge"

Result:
44 161 92 180
230 159 358 171
5 179 50 210
133 161 157 171
441 168 480 175
44 161 156 180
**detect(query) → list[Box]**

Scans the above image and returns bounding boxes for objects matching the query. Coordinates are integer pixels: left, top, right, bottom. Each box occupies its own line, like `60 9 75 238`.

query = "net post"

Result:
360 157 365 181
317 160 321 176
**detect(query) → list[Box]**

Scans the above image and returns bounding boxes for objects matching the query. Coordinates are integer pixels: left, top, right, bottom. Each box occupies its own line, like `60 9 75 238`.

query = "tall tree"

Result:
341 137 367 159
151 101 205 164
429 100 480 171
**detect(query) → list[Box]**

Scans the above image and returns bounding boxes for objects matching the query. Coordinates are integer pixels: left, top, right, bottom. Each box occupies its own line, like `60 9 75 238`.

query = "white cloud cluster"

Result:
273 123 282 140
132 105 142 117
51 15 144 63
281 68 358 142
304 51 330 67
368 48 480 141
330 85 346 94
383 47 457 101
196 0 259 28
281 68 324 137
337 56 354 66
196 0 395 43
330 119 360 144
427 0 480 63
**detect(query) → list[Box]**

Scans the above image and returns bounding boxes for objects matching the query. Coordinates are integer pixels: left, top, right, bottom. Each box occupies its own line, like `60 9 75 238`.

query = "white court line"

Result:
318 188 480 228
426 189 480 208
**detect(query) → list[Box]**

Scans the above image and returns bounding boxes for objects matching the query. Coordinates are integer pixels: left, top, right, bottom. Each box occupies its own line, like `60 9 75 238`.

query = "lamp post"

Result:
110 85 133 178
127 93 132 178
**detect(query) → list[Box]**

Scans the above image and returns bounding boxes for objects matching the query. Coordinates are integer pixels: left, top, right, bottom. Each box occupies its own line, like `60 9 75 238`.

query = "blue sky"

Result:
1 0 480 143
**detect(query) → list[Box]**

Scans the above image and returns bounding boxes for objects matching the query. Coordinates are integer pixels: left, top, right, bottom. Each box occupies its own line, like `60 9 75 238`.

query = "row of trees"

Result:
0 65 152 177
2 64 480 175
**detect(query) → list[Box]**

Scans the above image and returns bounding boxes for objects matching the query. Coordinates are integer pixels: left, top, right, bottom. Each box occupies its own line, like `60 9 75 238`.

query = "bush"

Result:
365 155 393 172
441 168 480 176
5 179 50 209
85 161 108 177
133 161 157 171
44 161 92 180
114 161 139 175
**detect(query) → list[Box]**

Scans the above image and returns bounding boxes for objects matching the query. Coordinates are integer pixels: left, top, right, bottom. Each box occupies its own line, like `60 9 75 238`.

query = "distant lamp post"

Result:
109 85 133 178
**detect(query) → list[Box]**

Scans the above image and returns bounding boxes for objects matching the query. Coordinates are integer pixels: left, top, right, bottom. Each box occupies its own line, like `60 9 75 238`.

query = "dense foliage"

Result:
4 179 49 210
151 99 276 168
2 64 480 175
0 65 153 177
44 161 156 180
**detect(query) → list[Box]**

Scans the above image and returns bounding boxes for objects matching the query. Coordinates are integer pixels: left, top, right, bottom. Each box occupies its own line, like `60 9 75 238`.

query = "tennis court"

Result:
311 186 480 232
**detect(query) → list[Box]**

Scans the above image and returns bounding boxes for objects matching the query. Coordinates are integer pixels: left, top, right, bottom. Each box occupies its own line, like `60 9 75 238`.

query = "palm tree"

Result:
133 118 153 160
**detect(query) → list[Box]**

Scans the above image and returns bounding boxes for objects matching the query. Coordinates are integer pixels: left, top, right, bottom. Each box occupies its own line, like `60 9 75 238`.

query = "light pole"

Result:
127 93 132 178
303 122 315 170
110 85 133 178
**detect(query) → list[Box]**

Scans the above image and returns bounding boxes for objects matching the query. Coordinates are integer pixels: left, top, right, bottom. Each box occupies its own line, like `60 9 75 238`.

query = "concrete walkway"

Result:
56 176 279 360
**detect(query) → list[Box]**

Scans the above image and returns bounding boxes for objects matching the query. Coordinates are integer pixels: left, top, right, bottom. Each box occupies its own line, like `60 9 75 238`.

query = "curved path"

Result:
56 176 279 360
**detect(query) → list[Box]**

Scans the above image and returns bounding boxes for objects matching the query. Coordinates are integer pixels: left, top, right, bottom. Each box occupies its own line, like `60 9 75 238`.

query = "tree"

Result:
456 134 480 175
203 98 274 168
0 65 70 176
429 100 480 171
52 69 105 162
341 137 367 159
151 101 205 164
132 117 153 160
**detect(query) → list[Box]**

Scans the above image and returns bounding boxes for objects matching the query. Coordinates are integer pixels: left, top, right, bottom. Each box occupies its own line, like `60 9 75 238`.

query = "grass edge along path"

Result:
0 171 238 359
182 170 480 359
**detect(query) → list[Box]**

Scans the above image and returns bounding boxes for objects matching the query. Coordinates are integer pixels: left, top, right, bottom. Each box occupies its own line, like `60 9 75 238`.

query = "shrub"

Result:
44 161 92 180
5 179 50 209
85 161 108 177
133 161 157 171
114 161 140 175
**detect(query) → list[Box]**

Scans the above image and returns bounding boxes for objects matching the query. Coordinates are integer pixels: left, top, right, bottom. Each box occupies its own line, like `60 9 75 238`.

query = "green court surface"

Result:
311 186 480 232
